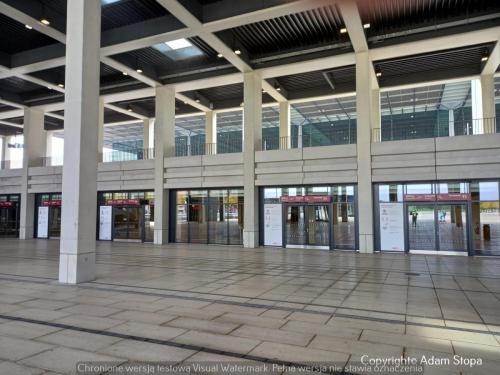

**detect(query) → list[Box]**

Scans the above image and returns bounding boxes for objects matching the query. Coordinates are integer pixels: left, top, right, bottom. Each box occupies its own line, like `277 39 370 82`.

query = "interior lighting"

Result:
363 23 370 29
40 18 50 26
25 24 33 30
234 49 241 55
340 27 347 34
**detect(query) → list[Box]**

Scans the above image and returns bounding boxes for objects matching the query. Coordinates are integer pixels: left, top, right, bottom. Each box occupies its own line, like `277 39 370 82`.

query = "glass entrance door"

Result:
438 204 467 251
408 204 436 250
307 205 330 247
286 205 306 246
49 207 61 238
285 205 330 249
113 206 143 241
0 207 18 237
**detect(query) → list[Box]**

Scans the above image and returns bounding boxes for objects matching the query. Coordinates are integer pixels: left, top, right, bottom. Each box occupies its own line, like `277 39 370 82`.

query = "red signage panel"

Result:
106 199 141 206
280 195 332 203
436 193 471 201
0 201 17 207
404 194 436 202
41 200 62 207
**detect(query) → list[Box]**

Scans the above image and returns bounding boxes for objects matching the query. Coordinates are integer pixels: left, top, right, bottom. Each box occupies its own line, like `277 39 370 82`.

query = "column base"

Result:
59 252 95 284
243 230 259 248
358 234 374 253
154 229 168 245
19 226 34 240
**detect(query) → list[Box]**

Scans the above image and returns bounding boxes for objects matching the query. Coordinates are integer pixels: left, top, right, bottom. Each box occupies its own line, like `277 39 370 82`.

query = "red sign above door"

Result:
42 200 62 207
280 195 332 203
106 199 141 206
0 201 17 207
404 193 471 202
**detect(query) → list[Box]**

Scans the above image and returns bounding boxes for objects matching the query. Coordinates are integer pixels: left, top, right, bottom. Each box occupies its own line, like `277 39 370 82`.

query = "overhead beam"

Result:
482 41 500 75
104 104 147 120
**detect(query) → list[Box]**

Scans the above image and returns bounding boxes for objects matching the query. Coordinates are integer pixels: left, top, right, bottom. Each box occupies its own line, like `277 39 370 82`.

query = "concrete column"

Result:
279 101 290 149
356 52 375 253
98 98 104 161
0 136 7 168
298 126 303 148
59 0 101 284
46 132 53 163
19 108 46 240
448 109 455 137
205 110 216 154
471 79 483 134
480 74 496 133
186 131 191 156
242 72 262 248
154 85 175 244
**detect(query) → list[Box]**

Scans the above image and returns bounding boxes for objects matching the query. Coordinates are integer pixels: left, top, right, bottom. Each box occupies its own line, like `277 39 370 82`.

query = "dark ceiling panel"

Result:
218 4 346 58
101 0 170 31
375 43 495 87
0 13 59 54
358 0 500 47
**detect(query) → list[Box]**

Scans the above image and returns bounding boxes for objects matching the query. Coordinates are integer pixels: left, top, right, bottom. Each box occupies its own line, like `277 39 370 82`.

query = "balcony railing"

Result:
101 148 154 162
373 117 498 142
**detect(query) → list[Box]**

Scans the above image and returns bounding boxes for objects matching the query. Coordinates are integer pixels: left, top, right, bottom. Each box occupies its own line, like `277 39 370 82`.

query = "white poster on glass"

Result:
380 202 405 251
37 206 49 239
99 206 113 241
264 204 282 246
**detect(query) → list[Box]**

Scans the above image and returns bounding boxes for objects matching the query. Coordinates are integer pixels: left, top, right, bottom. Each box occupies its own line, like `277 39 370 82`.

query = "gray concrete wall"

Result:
371 134 500 182
255 144 358 186
0 168 23 194
97 159 155 191
164 153 244 188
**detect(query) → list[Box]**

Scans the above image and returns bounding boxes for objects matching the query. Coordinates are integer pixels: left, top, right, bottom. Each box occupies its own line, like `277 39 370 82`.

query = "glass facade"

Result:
174 189 244 245
262 185 357 250
375 181 500 255
98 191 155 242
0 194 20 238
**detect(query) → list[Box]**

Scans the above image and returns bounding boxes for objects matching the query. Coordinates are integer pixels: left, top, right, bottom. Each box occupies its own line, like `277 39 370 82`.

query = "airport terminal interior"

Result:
0 0 500 374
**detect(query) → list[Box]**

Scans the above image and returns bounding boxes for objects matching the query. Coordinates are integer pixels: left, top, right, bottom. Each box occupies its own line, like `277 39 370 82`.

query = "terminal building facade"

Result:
0 0 499 283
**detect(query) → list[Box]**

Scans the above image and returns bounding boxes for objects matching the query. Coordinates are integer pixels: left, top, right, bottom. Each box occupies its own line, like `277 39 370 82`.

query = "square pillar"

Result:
471 79 483 134
59 0 101 284
356 52 375 253
98 98 104 161
143 118 151 150
371 89 381 142
243 72 262 248
279 101 290 149
1 136 8 168
154 86 175 244
19 108 46 239
205 110 216 155
480 74 496 133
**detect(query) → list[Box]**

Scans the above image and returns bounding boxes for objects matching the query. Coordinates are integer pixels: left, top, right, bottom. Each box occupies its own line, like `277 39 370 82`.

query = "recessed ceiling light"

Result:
195 99 200 103
363 23 371 29
122 72 128 76
276 86 281 92
340 27 347 34
127 108 132 112
165 38 192 50
40 18 50 26
25 24 33 30
234 49 241 55
136 68 143 74
58 83 64 88
376 72 382 77
217 53 223 58
481 56 489 62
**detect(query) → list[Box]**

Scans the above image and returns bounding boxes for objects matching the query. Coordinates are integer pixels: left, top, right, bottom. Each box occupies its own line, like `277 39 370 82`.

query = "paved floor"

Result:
0 239 500 374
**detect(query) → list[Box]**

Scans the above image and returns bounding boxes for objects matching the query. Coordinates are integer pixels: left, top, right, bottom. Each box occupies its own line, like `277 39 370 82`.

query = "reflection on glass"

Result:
408 205 435 250
406 184 433 194
307 205 329 246
228 203 243 245
113 207 128 240
0 207 18 237
176 205 188 242
286 205 306 245
189 204 207 243
333 203 355 249
144 204 154 243
208 204 227 244
127 207 141 240
470 182 500 201
472 202 500 255
438 182 467 194
49 207 61 238
438 204 467 251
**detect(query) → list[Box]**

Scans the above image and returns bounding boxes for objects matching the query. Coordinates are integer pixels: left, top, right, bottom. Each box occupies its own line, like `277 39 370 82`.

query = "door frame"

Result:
405 201 470 254
282 203 332 250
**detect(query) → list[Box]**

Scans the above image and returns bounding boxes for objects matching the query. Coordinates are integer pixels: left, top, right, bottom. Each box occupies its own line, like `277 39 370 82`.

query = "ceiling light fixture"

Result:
40 18 50 26
25 24 33 30
122 72 128 76
136 68 143 74
217 53 223 58
375 67 382 77
481 52 489 62
340 27 347 34
165 38 192 50
363 23 371 29
234 49 241 55
58 83 64 88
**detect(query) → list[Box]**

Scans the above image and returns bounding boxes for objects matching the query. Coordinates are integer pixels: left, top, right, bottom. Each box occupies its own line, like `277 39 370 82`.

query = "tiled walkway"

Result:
0 239 499 374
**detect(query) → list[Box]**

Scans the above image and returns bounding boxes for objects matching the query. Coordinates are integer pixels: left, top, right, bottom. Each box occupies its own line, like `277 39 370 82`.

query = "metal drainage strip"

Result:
0 314 352 375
